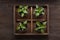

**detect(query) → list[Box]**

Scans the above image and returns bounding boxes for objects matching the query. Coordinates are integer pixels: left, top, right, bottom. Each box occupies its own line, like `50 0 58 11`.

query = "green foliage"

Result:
35 21 47 33
34 5 45 17
23 20 28 25
16 20 28 31
17 5 28 17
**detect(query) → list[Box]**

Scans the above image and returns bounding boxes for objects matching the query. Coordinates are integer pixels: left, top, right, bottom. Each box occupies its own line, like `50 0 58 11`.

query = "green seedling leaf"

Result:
39 27 46 29
35 8 40 12
41 29 45 33
20 23 26 30
39 8 44 13
34 9 39 14
36 5 39 8
35 27 39 31
19 23 22 27
21 26 26 31
16 26 20 31
16 23 22 30
23 20 27 25
34 8 41 17
35 26 45 31
23 10 28 13
21 13 25 17
24 6 28 9
21 26 26 30
36 21 41 27
43 21 47 25
38 27 42 29
21 8 24 11
17 6 23 13
19 5 23 8
35 13 40 17
20 23 24 28
35 26 45 30
41 23 46 28
22 26 26 29
42 12 45 15
20 25 26 29
35 26 44 31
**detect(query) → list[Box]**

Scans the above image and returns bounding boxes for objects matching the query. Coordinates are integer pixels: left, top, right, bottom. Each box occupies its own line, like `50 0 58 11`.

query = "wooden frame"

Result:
13 4 49 35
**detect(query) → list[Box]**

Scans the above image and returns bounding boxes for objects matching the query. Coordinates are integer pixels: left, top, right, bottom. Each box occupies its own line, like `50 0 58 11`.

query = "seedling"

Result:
35 21 47 33
16 20 28 32
34 5 45 17
17 5 28 17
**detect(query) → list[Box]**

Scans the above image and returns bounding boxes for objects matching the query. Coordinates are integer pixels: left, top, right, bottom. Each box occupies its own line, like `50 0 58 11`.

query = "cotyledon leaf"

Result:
24 6 28 9
16 26 20 31
36 21 41 27
23 20 27 25
19 5 23 8
43 21 47 25
42 12 45 15
23 10 28 13
41 29 45 33
21 13 25 17
36 5 39 8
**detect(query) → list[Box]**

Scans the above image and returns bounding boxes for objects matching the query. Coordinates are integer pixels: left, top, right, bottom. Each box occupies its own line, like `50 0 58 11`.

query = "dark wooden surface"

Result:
0 0 60 40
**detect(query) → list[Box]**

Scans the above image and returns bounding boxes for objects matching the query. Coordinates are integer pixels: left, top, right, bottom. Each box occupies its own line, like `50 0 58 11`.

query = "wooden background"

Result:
0 0 60 40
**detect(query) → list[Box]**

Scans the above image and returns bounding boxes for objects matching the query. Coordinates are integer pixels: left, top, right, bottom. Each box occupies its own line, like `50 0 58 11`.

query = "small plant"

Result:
17 5 28 17
34 5 45 17
16 20 28 32
35 21 47 33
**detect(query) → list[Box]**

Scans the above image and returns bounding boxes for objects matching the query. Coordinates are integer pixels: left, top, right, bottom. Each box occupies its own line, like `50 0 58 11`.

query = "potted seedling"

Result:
34 5 45 17
35 21 47 33
17 5 28 17
16 20 28 33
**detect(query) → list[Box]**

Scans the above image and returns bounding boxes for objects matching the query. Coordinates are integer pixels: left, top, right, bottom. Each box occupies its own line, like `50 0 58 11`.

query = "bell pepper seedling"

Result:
16 20 28 31
34 5 45 17
17 5 28 17
35 21 47 33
